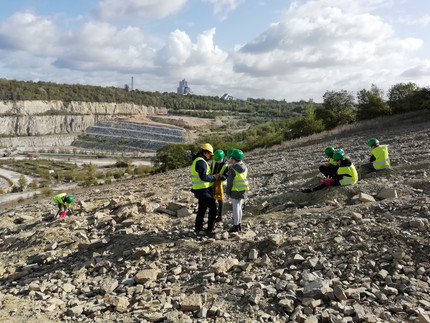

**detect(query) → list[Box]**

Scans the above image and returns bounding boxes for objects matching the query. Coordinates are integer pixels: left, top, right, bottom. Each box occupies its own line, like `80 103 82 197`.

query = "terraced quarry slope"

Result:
73 119 187 153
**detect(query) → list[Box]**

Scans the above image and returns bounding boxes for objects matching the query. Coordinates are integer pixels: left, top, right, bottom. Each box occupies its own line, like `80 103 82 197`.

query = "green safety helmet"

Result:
66 196 74 204
231 149 244 161
367 138 379 147
226 148 237 159
213 149 225 162
324 146 335 157
333 150 345 161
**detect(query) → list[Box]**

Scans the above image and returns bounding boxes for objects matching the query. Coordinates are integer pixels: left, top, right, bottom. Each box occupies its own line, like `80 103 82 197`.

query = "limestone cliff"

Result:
0 100 167 136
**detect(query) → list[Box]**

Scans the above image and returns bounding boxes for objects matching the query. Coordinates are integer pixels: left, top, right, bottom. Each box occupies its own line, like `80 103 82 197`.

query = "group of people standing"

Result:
302 138 390 193
191 143 249 237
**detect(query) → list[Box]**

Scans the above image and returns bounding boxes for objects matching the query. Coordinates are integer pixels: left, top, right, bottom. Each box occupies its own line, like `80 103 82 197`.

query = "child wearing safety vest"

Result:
301 149 358 193
225 149 249 232
361 138 390 173
211 149 229 223
53 193 74 219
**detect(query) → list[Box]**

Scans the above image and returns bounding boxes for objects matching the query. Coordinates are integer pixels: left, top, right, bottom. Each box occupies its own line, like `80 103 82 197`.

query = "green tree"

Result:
317 90 356 129
356 84 390 120
18 175 27 191
84 163 98 186
153 144 194 172
288 104 325 138
410 87 430 111
388 82 418 114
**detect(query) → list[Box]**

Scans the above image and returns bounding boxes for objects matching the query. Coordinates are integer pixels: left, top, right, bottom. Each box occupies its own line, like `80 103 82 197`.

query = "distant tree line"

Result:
0 78 428 172
0 78 310 120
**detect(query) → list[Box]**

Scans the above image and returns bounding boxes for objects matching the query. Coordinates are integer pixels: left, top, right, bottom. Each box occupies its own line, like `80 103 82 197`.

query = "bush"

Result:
113 171 124 179
134 165 152 176
11 185 22 193
41 188 53 196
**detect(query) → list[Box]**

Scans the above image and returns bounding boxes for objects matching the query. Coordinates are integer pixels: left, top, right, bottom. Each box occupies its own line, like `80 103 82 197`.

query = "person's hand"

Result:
323 178 334 186
213 174 220 181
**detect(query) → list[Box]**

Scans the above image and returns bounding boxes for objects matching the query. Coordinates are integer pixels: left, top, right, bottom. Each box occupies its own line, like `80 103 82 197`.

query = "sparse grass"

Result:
41 188 53 197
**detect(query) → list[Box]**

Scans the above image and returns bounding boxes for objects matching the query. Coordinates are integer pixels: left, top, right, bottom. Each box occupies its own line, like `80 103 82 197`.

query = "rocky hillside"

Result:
0 111 429 323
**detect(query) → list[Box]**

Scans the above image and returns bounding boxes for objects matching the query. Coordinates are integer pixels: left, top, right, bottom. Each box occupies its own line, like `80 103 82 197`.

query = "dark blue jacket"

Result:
192 153 216 199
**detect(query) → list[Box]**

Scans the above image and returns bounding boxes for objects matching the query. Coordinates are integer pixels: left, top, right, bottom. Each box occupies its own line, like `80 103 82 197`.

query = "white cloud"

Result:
401 61 430 78
0 12 59 54
156 28 231 83
93 0 188 21
202 0 245 20
53 22 155 73
0 0 429 101
227 0 423 99
398 14 430 26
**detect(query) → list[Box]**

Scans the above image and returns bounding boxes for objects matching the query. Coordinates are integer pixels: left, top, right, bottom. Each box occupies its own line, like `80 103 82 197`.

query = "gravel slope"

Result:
0 111 429 323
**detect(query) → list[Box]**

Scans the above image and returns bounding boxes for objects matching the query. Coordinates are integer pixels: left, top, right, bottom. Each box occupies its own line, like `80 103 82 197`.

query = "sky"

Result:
0 0 430 102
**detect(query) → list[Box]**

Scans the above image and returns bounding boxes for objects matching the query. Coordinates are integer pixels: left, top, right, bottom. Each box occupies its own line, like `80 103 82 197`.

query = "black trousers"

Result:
56 204 67 216
216 200 223 218
195 197 217 232
361 162 376 173
319 164 338 178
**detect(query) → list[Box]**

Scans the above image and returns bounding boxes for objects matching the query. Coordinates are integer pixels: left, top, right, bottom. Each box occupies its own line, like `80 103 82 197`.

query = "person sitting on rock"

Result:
301 150 358 193
225 149 249 232
211 149 229 223
319 146 339 179
53 193 73 219
361 138 390 173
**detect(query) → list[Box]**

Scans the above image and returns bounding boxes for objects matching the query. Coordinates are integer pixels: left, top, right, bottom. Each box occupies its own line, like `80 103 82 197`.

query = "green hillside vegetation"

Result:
153 83 430 171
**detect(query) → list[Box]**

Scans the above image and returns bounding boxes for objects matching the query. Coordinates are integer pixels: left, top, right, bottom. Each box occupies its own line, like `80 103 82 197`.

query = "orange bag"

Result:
213 180 224 201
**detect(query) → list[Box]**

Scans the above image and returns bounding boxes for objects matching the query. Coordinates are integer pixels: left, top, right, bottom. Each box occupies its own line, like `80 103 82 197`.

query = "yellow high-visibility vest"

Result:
211 162 228 185
372 145 390 170
191 157 213 190
338 164 358 186
232 168 249 192
54 193 71 208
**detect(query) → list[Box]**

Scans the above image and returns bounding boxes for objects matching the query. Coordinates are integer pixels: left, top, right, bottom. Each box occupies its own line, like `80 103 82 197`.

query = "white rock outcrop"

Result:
0 100 167 136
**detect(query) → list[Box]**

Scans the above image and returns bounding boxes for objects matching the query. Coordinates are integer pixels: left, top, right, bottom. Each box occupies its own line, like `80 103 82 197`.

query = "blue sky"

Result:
0 0 429 102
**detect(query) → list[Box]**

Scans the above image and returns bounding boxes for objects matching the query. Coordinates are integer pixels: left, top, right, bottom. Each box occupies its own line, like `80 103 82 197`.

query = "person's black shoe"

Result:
204 229 215 238
228 225 239 233
238 224 242 232
301 188 313 193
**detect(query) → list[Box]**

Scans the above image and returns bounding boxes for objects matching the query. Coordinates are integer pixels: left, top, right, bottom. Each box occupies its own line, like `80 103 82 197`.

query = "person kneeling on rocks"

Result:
225 149 249 232
53 193 73 219
301 150 358 193
319 146 339 179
